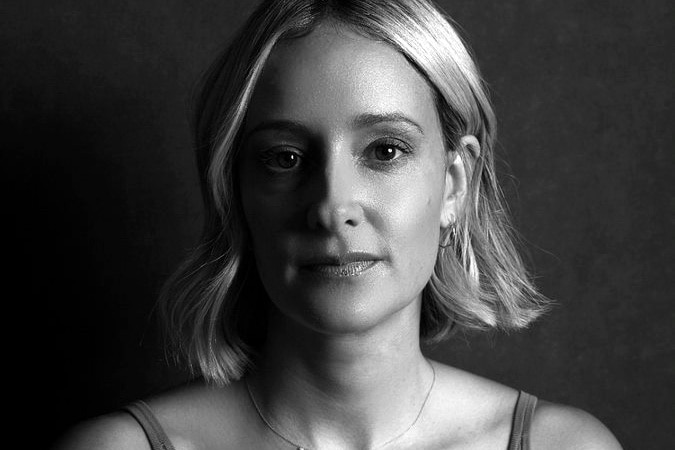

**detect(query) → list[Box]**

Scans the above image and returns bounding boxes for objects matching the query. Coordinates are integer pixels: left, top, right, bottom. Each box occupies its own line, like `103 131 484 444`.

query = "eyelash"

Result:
364 138 412 164
258 137 413 172
260 147 303 172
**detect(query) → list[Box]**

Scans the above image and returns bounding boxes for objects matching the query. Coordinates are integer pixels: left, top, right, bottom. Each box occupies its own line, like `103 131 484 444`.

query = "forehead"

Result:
245 23 439 131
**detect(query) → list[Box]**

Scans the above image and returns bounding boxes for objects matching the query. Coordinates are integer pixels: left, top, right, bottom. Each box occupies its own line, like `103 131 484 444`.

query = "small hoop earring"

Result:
439 222 457 249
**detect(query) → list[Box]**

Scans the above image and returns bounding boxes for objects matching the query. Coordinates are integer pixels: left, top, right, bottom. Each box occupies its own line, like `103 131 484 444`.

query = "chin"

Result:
270 285 422 337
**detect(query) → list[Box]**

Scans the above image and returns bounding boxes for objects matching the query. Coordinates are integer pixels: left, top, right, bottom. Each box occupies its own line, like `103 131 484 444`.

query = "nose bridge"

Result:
324 147 354 202
307 141 364 231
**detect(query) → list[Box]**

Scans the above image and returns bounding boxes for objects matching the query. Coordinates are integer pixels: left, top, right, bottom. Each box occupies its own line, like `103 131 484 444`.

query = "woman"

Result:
58 0 621 448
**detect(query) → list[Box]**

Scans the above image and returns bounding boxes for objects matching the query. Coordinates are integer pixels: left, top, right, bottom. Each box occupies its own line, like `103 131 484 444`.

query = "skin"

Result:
54 23 622 450
238 23 459 340
236 21 459 448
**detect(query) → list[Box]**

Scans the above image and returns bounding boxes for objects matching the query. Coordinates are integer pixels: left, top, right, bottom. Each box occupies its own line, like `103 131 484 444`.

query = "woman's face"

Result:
238 24 454 335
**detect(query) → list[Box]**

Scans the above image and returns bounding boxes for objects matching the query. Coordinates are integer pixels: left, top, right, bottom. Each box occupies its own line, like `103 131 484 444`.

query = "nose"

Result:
306 154 365 232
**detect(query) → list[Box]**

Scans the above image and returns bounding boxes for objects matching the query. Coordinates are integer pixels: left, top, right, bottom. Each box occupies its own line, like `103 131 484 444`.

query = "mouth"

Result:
299 252 382 278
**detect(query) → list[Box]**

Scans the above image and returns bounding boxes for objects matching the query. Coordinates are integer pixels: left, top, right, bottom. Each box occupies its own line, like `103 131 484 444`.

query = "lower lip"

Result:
302 260 379 278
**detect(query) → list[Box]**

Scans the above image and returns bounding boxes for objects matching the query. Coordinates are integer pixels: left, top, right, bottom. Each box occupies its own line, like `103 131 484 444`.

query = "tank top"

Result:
124 391 538 450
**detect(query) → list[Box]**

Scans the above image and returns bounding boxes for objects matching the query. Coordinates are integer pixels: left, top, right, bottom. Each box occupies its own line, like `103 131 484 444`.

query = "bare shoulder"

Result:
145 377 247 425
424 361 521 446
426 361 622 450
142 378 250 449
531 400 623 450
52 412 150 450
53 379 249 450
429 360 521 416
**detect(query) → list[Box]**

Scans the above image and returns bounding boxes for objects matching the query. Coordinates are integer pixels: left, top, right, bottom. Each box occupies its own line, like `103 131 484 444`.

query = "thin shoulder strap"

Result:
507 391 538 450
123 400 177 450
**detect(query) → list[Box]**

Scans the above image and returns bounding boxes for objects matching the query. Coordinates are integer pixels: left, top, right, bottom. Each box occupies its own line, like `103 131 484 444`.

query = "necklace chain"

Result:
245 362 436 450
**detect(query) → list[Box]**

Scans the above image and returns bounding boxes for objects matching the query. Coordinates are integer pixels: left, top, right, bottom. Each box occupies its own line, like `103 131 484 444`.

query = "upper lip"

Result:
300 251 382 266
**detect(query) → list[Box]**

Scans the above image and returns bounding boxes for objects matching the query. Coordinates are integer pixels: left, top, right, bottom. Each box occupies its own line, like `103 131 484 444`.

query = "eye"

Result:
374 145 398 161
275 151 300 169
367 139 411 162
261 148 302 171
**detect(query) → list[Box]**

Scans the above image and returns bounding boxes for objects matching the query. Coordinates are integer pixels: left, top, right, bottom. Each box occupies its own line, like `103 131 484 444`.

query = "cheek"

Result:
380 174 443 272
240 189 290 297
241 188 290 260
239 171 284 264
239 161 295 240
239 174 309 295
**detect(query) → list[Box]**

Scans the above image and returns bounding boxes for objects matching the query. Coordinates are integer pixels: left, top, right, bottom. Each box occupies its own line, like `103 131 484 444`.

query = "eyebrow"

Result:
351 112 424 135
243 120 310 141
244 112 425 140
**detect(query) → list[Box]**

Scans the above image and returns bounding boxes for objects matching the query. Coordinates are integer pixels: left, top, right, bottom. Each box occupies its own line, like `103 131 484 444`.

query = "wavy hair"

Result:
160 0 549 385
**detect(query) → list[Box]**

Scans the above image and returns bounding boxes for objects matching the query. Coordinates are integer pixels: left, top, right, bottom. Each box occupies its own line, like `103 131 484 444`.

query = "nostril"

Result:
306 201 364 231
334 203 364 228
344 217 359 227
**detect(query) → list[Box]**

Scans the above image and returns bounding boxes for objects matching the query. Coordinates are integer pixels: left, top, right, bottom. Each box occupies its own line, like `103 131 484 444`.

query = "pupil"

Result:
377 146 395 160
277 152 297 168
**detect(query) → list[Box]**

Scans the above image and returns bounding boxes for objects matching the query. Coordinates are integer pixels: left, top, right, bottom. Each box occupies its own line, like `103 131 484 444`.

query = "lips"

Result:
299 251 382 277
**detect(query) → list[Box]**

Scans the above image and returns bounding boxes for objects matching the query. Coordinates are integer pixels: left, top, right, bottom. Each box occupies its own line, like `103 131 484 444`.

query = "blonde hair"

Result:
161 0 549 385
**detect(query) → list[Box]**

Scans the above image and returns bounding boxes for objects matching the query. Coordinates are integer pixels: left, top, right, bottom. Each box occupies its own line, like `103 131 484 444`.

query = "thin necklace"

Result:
245 362 436 450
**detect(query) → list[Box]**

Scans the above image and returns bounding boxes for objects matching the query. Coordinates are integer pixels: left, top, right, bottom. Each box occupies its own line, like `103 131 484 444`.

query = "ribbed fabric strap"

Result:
123 393 536 450
507 391 538 450
123 400 176 450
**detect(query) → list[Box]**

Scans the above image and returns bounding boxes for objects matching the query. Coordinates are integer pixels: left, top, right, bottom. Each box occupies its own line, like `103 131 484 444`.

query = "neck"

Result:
248 300 434 449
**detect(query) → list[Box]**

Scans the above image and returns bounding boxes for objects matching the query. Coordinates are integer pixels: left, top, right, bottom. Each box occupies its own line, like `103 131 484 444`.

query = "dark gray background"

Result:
3 0 672 448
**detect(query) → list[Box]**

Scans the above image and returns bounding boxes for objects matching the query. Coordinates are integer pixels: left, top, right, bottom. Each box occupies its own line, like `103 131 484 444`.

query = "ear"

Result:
440 135 480 228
